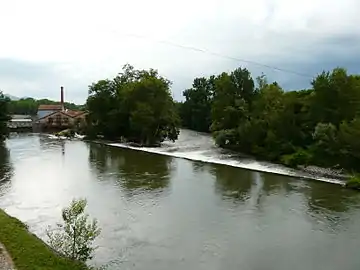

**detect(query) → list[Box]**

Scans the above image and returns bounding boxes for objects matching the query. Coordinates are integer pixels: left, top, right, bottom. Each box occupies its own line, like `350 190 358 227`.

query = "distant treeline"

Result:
176 67 360 171
8 98 85 116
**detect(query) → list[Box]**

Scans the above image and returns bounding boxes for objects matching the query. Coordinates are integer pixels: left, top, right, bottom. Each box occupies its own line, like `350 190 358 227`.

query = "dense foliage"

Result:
8 97 84 115
0 91 10 141
86 64 180 145
179 67 360 171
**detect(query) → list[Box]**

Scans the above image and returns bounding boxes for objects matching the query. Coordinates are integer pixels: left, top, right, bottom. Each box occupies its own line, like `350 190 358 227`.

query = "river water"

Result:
1 130 360 269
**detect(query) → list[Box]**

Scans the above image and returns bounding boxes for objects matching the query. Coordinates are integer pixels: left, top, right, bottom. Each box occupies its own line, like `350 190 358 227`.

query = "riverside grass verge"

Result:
0 209 88 270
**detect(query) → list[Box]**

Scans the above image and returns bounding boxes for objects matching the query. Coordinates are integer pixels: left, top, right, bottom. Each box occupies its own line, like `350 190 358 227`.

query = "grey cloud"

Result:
0 59 87 104
2 32 360 103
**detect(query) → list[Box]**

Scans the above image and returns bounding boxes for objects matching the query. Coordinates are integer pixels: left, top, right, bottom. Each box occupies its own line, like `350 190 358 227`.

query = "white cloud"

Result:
0 0 360 103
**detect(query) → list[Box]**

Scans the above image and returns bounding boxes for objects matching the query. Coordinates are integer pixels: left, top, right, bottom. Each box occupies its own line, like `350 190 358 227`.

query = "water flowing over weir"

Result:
107 129 344 185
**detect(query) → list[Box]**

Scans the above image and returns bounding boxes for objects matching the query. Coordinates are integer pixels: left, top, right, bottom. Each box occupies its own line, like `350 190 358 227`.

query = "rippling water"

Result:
1 132 360 270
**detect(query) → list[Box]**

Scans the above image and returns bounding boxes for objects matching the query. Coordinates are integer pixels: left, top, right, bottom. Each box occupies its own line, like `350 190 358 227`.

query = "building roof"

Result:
37 109 87 122
38 104 63 110
64 110 86 117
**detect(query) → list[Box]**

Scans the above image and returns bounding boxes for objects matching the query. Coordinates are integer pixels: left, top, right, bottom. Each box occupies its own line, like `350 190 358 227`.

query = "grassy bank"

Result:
0 209 88 270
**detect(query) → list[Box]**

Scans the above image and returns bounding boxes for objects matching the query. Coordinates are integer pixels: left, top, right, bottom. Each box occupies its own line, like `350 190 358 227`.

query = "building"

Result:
36 86 65 119
36 86 87 130
8 115 33 130
37 104 63 119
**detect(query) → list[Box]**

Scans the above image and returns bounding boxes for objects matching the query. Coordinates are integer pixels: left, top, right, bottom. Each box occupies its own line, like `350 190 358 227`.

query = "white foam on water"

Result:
106 141 345 186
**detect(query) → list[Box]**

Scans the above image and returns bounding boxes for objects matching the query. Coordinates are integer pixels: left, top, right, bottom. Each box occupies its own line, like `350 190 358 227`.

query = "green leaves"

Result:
7 97 83 116
179 66 360 171
181 77 213 132
86 64 180 145
47 198 101 262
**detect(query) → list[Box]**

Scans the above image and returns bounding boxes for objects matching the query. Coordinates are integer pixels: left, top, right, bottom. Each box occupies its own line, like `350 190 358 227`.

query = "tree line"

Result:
178 67 360 171
2 64 360 172
85 64 360 172
8 97 84 116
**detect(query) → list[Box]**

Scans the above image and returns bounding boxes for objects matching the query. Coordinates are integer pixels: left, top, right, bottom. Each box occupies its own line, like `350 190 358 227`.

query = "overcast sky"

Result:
1 0 360 104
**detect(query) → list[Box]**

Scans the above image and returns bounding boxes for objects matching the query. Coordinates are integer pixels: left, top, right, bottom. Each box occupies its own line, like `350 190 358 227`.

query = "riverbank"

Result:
0 209 88 270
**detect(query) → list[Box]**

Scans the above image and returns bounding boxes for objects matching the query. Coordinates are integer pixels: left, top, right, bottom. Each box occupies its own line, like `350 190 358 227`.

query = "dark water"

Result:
1 133 360 270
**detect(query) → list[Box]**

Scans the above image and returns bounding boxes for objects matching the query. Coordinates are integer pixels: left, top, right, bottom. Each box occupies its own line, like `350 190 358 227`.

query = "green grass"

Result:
0 209 88 270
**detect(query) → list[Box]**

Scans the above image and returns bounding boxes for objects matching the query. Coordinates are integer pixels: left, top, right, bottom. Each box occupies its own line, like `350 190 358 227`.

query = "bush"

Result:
214 129 238 148
345 175 360 190
281 149 312 168
47 198 101 262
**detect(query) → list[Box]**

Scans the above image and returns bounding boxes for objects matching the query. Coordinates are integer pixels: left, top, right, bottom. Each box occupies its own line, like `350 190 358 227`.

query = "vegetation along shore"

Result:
2 64 360 267
3 64 360 185
0 209 88 270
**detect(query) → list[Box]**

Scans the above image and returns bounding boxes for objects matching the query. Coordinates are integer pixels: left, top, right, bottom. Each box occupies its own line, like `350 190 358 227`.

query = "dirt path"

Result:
0 243 15 270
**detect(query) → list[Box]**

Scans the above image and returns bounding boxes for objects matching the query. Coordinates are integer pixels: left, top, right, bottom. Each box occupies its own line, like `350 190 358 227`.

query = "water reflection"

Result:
211 164 253 202
191 161 208 173
39 135 66 155
0 143 13 195
260 173 298 195
0 144 12 183
306 182 360 214
88 143 171 196
3 134 360 270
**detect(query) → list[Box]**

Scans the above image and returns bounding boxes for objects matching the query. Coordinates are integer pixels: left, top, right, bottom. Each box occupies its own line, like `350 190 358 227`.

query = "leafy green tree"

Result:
179 66 360 172
211 68 254 133
337 118 360 168
310 68 360 126
181 77 213 132
86 64 180 145
0 91 10 141
47 198 101 262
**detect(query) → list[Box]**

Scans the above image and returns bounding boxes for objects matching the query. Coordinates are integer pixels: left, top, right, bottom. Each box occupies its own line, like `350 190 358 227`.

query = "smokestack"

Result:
60 86 64 111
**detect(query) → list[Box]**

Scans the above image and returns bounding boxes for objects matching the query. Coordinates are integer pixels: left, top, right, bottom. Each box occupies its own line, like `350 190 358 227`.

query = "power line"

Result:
121 33 314 78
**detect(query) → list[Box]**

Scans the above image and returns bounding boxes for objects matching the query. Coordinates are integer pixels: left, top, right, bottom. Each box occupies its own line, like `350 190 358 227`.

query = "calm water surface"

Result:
1 133 360 270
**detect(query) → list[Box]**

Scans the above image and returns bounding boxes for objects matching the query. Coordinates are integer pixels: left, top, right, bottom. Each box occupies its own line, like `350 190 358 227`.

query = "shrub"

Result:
47 198 101 262
345 175 360 190
281 149 312 168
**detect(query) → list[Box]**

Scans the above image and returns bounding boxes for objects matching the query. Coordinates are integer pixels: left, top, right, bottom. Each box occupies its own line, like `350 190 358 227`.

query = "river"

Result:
1 130 360 269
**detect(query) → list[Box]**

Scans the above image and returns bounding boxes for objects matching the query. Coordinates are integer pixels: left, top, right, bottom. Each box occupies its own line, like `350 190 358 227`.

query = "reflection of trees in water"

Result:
302 182 360 233
260 173 296 195
211 164 253 202
191 161 208 173
0 144 13 192
88 143 109 175
39 135 66 155
305 181 360 214
88 143 171 195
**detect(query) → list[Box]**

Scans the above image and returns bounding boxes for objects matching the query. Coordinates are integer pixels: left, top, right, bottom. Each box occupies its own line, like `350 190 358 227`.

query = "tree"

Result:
211 68 254 133
86 64 180 145
310 68 360 126
0 91 10 141
179 66 360 172
181 77 213 132
47 198 101 262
